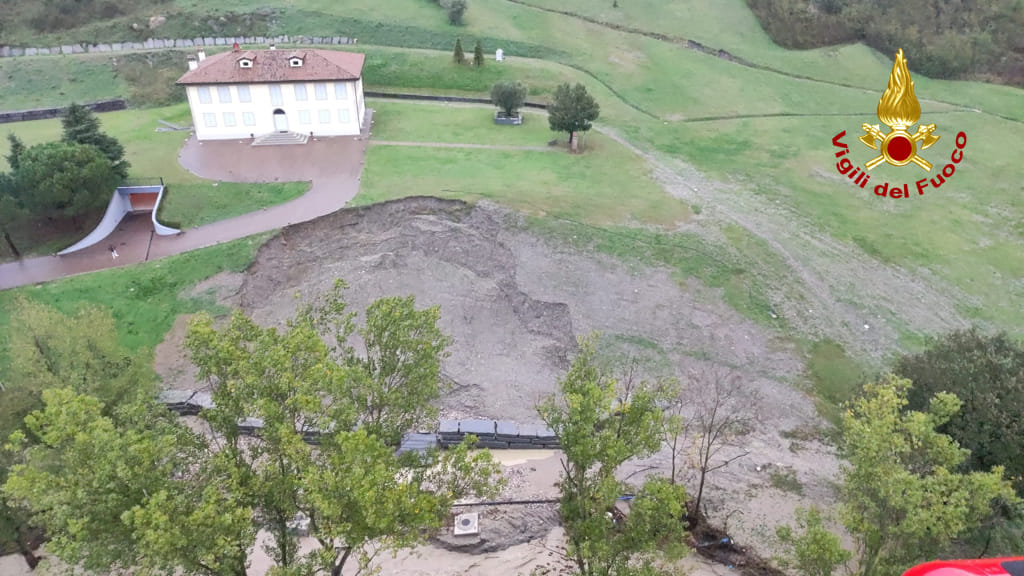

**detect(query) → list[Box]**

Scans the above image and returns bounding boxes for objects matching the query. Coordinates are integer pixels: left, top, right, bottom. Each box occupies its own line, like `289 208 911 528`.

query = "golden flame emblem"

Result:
858 49 940 171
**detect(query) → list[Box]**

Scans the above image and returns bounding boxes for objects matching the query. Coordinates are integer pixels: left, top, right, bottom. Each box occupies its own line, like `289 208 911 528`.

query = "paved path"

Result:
371 140 555 152
0 111 373 291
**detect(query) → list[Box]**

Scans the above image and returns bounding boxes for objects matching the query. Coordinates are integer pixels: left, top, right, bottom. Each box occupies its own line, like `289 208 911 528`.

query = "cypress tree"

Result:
453 38 465 64
473 40 484 67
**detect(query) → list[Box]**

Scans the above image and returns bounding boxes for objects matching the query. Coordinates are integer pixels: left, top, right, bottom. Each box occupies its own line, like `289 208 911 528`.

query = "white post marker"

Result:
495 48 504 62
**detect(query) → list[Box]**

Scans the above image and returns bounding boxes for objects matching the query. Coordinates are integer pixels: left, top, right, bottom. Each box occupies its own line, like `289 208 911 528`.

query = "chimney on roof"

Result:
233 42 240 52
187 56 198 71
269 42 276 50
197 48 206 62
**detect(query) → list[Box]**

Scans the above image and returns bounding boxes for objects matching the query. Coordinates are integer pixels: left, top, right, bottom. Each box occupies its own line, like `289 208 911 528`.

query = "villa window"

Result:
269 85 283 106
338 109 350 123
334 82 347 99
203 113 216 128
299 110 311 125
315 83 328 100
223 112 236 127
239 59 253 68
243 112 256 126
318 109 331 124
197 86 212 104
218 86 232 104
290 58 303 67
294 84 308 101
237 86 252 103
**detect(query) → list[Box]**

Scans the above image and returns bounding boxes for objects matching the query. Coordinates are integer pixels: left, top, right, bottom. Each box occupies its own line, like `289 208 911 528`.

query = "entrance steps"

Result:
252 132 309 146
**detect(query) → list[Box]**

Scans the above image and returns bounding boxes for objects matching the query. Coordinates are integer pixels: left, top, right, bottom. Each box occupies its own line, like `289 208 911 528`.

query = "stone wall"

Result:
0 98 126 124
0 35 356 59
158 390 560 451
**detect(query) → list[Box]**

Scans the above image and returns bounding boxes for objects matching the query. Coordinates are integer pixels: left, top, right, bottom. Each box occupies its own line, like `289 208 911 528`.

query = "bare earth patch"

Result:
153 196 839 573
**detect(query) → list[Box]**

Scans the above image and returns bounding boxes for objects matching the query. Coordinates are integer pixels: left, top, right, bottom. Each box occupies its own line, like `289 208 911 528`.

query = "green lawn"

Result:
0 105 307 254
357 132 691 228
0 55 127 111
369 100 554 145
0 232 271 365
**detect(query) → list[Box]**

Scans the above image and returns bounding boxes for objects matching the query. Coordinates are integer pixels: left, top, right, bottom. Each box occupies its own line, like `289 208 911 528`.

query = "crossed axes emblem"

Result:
859 123 940 171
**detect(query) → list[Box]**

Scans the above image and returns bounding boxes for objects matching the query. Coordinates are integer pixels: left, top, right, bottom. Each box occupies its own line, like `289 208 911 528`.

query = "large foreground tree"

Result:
538 335 688 576
776 375 1016 576
895 328 1024 488
4 281 501 576
0 298 157 570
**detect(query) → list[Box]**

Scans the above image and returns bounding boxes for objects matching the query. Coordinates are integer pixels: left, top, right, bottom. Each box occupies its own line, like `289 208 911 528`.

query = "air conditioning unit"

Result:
453 512 479 536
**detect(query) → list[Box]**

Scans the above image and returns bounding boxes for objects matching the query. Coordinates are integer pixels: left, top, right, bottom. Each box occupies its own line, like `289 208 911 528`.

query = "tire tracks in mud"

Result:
597 125 972 361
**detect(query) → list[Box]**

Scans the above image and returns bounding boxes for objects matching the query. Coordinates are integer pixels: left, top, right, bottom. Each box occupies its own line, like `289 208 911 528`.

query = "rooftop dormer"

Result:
288 52 305 67
237 51 255 69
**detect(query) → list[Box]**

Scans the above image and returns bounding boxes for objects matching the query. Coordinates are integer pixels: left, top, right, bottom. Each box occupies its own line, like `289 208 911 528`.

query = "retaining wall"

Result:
0 35 356 59
438 419 560 449
364 91 548 110
0 99 126 124
157 390 560 451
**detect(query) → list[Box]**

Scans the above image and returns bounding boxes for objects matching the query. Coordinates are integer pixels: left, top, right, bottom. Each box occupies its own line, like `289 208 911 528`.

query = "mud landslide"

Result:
157 196 841 565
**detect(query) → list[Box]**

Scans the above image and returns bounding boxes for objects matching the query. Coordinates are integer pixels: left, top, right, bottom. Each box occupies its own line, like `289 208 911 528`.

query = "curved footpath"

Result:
0 111 373 291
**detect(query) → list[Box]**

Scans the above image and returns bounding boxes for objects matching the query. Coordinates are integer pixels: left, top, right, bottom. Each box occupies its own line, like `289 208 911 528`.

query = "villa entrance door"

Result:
273 110 288 132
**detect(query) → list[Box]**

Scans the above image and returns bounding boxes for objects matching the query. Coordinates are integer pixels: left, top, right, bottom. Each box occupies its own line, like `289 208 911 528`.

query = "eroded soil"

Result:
154 196 839 573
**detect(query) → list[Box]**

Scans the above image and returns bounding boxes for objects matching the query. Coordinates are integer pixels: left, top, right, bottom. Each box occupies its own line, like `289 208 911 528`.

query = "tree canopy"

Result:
895 328 1024 490
548 83 600 144
3 281 501 576
0 298 157 569
746 0 1024 86
538 335 688 576
838 375 1014 575
12 141 120 220
491 81 527 116
61 103 129 179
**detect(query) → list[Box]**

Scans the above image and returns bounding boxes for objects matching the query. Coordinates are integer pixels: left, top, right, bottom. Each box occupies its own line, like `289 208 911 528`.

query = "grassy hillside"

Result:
3 0 1024 402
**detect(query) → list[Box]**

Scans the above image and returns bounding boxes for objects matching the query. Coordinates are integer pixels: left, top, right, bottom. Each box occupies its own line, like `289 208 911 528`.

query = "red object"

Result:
233 42 240 51
903 558 1024 576
886 134 914 162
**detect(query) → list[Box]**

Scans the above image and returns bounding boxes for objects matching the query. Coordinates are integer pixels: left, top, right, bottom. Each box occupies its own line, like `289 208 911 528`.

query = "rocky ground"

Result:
146 196 841 574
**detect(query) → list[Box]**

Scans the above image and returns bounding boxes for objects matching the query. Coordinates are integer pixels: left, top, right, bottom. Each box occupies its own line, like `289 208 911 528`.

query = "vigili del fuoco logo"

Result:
831 49 967 198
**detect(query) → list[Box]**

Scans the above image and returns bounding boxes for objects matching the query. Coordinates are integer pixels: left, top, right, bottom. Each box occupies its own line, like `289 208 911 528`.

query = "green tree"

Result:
14 141 120 222
538 335 688 576
0 175 23 258
473 39 484 67
548 83 600 153
895 328 1024 488
453 37 465 64
444 0 468 25
61 103 129 179
490 81 527 117
0 299 157 569
775 507 851 576
182 280 498 575
5 133 25 171
5 283 500 576
838 375 1016 576
4 389 253 576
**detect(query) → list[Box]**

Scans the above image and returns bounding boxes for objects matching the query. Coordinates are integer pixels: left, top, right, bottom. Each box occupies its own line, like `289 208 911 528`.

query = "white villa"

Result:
176 45 366 141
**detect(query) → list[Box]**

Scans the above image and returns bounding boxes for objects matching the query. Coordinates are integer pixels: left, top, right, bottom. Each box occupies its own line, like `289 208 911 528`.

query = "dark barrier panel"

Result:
364 91 548 109
0 99 127 124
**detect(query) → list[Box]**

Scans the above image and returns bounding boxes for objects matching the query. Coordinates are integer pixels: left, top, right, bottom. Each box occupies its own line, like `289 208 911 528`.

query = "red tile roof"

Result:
176 48 365 85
